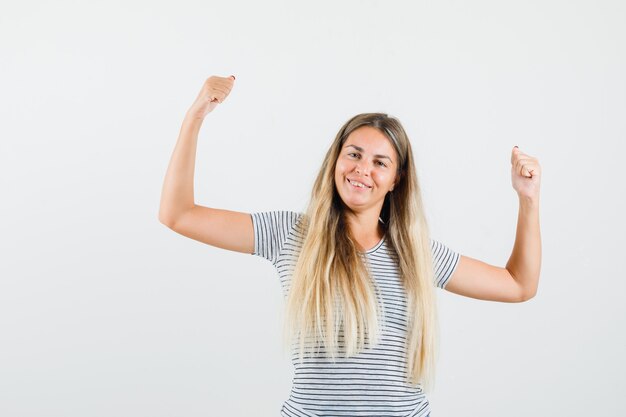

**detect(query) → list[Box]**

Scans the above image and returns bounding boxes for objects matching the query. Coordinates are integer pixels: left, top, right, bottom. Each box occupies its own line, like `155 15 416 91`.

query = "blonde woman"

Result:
158 75 542 417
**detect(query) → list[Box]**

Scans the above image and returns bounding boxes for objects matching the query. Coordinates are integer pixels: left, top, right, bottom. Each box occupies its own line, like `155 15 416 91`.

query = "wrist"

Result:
519 195 540 209
183 110 206 125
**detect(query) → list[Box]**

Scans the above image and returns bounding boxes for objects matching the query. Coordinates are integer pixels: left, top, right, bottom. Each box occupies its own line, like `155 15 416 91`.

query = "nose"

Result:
355 161 369 176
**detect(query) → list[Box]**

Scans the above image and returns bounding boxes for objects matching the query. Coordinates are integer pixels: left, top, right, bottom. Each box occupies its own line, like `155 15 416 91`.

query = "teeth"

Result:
349 179 367 188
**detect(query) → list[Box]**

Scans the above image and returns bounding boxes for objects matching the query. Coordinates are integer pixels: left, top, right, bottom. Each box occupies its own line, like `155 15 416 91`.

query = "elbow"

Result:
508 270 539 303
518 286 538 302
158 211 176 229
158 204 194 228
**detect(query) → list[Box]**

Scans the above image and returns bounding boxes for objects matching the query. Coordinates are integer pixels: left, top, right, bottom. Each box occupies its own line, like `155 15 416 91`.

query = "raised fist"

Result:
187 75 236 119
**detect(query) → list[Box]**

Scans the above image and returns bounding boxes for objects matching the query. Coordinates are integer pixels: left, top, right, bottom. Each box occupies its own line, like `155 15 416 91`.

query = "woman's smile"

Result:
347 177 372 191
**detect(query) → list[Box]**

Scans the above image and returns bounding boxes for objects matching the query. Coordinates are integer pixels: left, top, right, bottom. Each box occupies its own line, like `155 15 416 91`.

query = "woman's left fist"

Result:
511 146 541 200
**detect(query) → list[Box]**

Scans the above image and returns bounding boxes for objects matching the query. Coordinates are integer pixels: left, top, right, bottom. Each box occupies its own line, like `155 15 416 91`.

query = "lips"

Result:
347 178 372 189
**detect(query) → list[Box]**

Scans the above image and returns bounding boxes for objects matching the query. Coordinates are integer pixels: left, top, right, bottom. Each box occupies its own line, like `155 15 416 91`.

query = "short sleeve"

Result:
430 238 461 289
250 211 302 265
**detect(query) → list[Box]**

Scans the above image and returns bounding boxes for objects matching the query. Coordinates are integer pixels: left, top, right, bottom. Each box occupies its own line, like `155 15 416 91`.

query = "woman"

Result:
158 75 542 417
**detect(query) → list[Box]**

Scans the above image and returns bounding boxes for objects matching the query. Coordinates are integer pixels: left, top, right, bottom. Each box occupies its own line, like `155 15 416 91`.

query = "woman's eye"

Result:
346 152 385 167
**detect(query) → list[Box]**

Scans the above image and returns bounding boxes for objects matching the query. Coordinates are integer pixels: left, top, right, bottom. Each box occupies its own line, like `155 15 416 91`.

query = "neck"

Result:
344 207 384 247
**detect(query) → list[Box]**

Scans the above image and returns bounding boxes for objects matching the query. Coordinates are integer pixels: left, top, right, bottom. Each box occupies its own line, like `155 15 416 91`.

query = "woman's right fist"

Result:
187 75 236 119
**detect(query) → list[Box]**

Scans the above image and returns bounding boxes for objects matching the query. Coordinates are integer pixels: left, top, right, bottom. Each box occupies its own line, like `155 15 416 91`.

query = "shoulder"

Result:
250 210 306 263
251 210 305 231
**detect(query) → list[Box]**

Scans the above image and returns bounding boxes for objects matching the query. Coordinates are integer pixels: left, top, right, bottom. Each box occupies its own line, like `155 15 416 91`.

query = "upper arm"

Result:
162 205 254 254
444 255 529 303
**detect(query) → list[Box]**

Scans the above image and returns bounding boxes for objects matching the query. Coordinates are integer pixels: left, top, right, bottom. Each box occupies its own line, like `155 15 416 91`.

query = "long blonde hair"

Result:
283 113 439 392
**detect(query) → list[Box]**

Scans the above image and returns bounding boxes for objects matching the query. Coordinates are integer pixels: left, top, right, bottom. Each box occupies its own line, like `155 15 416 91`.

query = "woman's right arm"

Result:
158 75 254 255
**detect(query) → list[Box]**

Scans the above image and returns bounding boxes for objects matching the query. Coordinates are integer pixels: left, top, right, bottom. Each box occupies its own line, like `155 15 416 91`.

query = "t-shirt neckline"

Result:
359 234 386 255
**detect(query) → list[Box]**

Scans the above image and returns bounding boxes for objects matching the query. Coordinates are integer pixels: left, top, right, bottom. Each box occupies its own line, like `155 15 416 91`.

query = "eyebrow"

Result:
345 144 393 163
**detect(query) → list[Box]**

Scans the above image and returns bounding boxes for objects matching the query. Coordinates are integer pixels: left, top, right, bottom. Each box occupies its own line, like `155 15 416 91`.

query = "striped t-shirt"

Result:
250 211 460 417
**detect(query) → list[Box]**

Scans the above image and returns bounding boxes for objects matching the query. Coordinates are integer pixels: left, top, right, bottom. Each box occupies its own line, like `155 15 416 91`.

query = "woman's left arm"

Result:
444 146 542 303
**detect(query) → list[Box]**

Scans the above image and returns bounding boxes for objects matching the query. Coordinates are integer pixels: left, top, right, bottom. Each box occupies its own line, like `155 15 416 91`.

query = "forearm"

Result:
158 112 204 225
506 196 542 299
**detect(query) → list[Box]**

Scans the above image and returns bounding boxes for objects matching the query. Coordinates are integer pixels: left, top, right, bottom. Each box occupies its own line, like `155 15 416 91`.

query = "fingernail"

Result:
514 145 519 149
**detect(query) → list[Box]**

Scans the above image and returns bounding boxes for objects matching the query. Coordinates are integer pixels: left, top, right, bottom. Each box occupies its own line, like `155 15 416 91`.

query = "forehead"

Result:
343 126 396 156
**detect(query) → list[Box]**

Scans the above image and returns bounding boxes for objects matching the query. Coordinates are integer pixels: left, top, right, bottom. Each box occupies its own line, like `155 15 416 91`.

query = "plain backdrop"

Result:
1 0 624 416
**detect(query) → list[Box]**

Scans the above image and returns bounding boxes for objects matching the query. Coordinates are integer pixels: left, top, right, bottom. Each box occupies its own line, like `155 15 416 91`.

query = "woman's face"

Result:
334 126 399 215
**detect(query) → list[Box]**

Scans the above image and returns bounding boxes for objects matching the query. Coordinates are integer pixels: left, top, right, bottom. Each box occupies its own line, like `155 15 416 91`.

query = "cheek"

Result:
373 172 392 185
334 160 348 177
333 165 343 185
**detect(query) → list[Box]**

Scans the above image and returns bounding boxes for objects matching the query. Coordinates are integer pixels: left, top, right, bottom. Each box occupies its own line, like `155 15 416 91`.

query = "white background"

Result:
1 0 624 416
